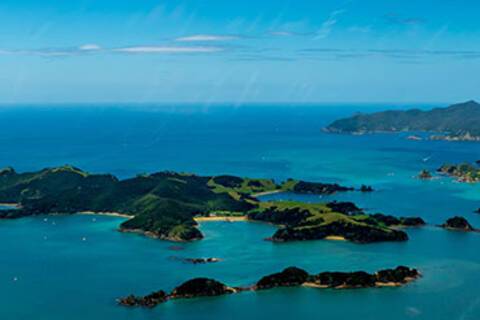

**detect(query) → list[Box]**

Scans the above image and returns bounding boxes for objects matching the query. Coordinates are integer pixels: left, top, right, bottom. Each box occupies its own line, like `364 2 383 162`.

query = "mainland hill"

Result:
325 100 480 141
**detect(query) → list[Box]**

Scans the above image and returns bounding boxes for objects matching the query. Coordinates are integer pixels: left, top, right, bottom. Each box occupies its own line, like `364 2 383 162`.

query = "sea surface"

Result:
1 104 480 320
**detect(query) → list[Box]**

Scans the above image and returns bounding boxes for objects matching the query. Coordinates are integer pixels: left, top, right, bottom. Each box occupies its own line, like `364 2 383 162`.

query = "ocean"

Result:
1 104 479 320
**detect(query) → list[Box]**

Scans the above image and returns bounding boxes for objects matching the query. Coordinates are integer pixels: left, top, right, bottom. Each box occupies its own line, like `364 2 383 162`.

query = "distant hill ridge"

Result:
325 100 480 140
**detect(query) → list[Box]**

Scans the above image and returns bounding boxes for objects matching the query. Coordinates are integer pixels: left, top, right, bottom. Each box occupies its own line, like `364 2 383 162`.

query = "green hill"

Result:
325 101 480 140
0 166 413 243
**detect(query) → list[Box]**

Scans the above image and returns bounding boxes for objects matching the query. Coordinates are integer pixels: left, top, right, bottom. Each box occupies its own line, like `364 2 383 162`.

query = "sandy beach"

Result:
324 236 346 241
194 216 248 222
78 211 134 219
251 190 284 197
304 281 405 289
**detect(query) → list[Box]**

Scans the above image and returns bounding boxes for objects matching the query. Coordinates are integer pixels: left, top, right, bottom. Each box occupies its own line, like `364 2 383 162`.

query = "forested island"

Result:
325 100 480 141
118 266 420 308
441 216 476 232
0 166 421 244
438 163 480 183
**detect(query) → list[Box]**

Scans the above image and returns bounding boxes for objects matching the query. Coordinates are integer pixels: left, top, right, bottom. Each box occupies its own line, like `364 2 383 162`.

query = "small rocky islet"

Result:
170 257 222 264
418 170 433 180
441 216 476 232
118 266 420 308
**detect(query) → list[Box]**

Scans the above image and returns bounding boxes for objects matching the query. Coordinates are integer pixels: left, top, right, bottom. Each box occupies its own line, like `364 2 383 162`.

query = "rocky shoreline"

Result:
118 266 420 308
169 256 222 264
437 163 480 183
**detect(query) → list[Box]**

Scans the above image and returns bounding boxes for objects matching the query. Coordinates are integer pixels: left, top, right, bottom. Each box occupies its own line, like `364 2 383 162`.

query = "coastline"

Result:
251 190 284 197
324 235 346 241
78 211 134 219
194 216 248 222
0 203 20 208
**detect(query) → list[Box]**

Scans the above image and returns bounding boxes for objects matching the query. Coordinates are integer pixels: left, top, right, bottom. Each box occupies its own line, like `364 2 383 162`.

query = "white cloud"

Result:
113 46 225 53
0 44 225 57
79 44 102 51
175 34 239 42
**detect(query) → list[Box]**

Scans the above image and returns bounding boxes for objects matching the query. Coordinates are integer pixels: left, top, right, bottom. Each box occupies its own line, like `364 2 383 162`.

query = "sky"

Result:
0 0 479 104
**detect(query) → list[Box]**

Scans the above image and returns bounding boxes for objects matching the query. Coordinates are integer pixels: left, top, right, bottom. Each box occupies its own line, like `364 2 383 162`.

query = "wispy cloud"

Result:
175 34 239 42
315 10 344 40
78 44 102 51
0 44 225 57
114 46 225 53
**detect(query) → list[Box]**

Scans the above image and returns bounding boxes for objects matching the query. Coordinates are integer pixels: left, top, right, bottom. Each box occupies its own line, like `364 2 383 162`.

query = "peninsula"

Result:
325 100 480 141
0 166 419 243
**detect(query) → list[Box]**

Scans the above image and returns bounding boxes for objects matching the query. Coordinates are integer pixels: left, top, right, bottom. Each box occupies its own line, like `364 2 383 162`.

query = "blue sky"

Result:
0 0 479 104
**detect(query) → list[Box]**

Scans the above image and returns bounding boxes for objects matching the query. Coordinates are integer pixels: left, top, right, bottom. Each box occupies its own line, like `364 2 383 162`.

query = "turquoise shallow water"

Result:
0 105 480 319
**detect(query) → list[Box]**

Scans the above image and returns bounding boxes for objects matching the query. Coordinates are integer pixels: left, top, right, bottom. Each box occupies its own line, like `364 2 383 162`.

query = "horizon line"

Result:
0 101 459 107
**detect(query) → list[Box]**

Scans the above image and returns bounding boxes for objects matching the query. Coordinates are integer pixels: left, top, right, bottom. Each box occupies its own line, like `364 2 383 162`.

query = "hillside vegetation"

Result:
325 101 480 140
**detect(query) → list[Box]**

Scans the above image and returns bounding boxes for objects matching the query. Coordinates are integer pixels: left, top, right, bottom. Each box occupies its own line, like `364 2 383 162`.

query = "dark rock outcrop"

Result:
441 216 475 231
181 257 221 264
360 185 374 192
118 290 168 308
418 170 433 180
256 267 309 290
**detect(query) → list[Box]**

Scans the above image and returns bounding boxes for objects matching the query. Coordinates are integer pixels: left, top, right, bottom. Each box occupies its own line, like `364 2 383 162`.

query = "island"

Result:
324 100 480 142
118 266 420 308
438 163 480 183
440 216 476 232
0 165 423 244
418 170 433 180
248 202 424 243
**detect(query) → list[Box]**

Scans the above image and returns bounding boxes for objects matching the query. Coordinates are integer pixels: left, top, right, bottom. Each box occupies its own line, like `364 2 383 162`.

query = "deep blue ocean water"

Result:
1 104 480 320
